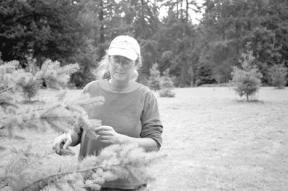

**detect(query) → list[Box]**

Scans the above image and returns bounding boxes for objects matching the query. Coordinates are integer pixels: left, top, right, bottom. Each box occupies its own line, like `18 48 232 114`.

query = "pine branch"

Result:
0 93 104 137
0 176 17 190
0 87 13 95
3 143 165 191
20 166 102 191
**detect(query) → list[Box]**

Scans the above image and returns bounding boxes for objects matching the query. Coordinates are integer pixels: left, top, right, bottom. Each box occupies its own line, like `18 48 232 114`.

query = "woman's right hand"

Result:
52 133 73 155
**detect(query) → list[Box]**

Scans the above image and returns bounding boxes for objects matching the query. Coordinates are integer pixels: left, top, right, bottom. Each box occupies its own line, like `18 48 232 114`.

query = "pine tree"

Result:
268 64 287 89
231 51 262 101
148 63 161 91
159 69 175 97
15 71 41 103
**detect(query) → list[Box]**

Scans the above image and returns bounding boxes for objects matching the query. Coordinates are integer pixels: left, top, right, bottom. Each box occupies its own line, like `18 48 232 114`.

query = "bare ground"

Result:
1 87 288 191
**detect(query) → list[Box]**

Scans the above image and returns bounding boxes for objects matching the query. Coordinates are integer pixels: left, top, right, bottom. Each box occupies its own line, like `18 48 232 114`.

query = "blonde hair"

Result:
95 53 142 81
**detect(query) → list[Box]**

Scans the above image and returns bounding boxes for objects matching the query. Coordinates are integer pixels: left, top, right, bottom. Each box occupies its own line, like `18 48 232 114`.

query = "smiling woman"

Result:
108 55 135 82
53 35 163 191
96 35 142 84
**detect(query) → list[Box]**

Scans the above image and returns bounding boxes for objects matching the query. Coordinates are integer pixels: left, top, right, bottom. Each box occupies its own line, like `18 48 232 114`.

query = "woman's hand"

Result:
52 133 74 155
94 126 125 144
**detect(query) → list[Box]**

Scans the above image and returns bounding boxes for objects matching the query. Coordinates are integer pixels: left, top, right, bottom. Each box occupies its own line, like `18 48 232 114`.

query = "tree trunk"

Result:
140 0 145 38
98 0 105 59
185 0 189 22
180 0 183 21
177 0 179 19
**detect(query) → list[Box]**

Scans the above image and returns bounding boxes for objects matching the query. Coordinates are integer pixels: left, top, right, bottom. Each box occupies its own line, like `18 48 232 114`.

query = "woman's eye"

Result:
114 57 121 62
122 61 129 65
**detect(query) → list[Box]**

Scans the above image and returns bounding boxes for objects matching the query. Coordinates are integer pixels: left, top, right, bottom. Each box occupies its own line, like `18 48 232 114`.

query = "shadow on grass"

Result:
21 100 45 105
235 99 265 104
0 146 6 151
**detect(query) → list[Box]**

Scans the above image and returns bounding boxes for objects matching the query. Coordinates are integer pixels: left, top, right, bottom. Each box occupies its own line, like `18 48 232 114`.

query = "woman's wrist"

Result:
116 133 158 151
117 133 134 144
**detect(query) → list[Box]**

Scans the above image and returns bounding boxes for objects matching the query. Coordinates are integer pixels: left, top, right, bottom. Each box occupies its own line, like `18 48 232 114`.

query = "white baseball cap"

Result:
107 35 140 61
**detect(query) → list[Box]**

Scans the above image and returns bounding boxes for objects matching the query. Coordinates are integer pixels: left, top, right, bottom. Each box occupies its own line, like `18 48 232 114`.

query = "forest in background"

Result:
0 0 287 87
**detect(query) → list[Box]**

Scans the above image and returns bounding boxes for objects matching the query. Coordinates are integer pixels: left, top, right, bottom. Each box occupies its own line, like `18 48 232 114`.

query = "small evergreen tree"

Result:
0 60 19 111
0 59 79 103
37 59 79 90
0 60 19 91
11 57 42 103
268 64 287 89
159 69 175 97
15 71 41 102
231 52 262 101
148 63 161 91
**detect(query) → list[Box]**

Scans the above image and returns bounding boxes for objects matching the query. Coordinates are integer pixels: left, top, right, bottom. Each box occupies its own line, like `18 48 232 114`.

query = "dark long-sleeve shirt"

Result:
70 79 163 189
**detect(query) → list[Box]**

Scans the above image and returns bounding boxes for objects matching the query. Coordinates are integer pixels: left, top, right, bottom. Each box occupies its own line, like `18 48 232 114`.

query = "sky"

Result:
114 0 206 25
158 0 205 24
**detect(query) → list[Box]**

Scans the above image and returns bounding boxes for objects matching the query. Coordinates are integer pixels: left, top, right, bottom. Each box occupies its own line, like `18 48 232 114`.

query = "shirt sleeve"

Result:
140 90 163 149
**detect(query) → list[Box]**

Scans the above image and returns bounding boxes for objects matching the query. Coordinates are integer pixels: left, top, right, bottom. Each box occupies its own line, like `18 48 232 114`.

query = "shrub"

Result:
268 64 287 89
159 89 175 97
231 52 262 101
159 69 175 97
148 63 161 91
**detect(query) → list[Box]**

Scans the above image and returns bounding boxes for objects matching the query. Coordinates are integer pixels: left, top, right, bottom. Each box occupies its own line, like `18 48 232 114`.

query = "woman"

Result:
53 35 163 190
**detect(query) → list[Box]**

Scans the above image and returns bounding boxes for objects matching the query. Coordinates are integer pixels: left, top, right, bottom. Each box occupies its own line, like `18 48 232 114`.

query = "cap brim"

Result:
108 48 138 61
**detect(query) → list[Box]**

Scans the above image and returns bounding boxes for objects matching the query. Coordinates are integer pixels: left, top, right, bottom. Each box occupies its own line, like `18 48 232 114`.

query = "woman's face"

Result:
109 55 136 82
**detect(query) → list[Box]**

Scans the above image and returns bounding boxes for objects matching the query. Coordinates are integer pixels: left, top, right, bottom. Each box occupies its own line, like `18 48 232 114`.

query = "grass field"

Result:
1 87 288 191
152 87 288 191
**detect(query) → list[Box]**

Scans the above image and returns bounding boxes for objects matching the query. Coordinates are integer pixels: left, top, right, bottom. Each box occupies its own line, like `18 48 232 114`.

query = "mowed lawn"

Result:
1 87 288 191
152 87 288 191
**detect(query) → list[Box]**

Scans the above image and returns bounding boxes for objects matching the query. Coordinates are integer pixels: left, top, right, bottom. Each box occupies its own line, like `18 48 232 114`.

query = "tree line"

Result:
0 0 287 87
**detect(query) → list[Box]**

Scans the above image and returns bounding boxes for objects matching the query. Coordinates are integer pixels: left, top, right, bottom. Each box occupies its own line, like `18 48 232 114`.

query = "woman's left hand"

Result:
94 126 124 144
